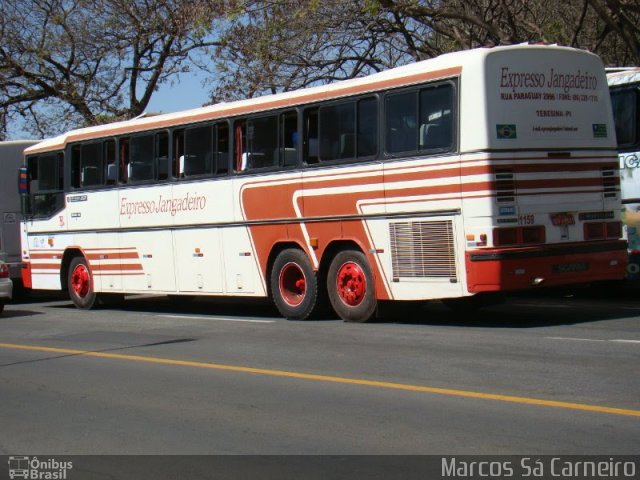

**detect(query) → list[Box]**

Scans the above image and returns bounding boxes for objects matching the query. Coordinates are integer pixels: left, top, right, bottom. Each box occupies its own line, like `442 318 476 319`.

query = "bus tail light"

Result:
493 226 545 247
584 221 622 240
0 264 9 279
605 221 622 239
18 167 29 194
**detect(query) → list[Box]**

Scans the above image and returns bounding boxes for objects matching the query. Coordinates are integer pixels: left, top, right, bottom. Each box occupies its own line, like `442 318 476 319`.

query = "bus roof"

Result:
607 68 640 87
25 43 601 155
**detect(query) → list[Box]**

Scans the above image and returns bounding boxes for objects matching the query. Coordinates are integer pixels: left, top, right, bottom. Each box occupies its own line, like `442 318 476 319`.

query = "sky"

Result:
7 71 211 141
147 72 211 116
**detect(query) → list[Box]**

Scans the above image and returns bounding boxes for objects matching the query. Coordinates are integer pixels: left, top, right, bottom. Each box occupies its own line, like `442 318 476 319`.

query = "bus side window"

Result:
156 132 169 181
357 97 378 158
104 139 117 184
303 108 319 165
385 91 418 155
184 125 213 177
27 156 39 191
611 89 637 147
247 115 278 170
119 138 130 184
234 120 247 172
319 102 355 161
419 84 454 151
71 145 81 188
129 135 155 182
215 122 229 175
80 142 103 187
280 111 298 167
173 130 184 178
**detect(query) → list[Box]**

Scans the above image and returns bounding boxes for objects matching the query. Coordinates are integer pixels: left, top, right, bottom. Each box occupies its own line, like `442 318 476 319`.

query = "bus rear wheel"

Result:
271 249 318 320
68 257 97 309
327 250 376 323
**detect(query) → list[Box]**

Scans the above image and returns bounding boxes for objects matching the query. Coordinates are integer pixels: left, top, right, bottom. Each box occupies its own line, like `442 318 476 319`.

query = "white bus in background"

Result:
607 68 640 279
19 44 626 322
0 141 37 288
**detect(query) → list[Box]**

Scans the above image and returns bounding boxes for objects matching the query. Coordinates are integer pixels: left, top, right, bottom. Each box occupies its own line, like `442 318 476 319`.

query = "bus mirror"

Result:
18 167 29 194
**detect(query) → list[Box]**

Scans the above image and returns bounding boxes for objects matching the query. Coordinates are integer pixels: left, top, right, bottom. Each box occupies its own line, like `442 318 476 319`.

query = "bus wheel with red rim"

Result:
327 250 376 323
68 256 97 309
271 249 318 320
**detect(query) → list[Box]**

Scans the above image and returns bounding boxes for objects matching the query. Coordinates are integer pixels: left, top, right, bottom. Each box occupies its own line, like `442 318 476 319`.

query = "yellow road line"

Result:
1 342 639 418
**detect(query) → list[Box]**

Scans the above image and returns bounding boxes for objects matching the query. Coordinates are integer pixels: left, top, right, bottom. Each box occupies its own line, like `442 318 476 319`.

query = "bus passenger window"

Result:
80 142 103 187
184 125 212 177
303 109 319 165
129 135 155 182
119 138 129 184
247 115 278 169
357 97 378 158
156 132 169 180
38 154 63 191
280 111 298 167
611 90 637 147
319 102 355 161
419 84 454 151
234 121 247 172
104 140 117 184
385 92 417 154
173 130 184 178
70 145 81 188
215 123 229 175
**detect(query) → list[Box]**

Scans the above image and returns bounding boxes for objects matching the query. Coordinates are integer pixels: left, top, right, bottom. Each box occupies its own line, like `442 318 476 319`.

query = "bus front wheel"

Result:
68 257 97 309
270 249 318 320
327 250 376 323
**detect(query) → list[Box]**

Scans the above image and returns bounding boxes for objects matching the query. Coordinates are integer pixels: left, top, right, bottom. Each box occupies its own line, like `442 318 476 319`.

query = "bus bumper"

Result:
466 241 628 293
21 262 32 290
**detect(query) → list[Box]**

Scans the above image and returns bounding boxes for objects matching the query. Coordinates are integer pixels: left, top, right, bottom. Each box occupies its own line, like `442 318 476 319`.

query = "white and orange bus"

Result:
607 68 640 279
19 44 626 322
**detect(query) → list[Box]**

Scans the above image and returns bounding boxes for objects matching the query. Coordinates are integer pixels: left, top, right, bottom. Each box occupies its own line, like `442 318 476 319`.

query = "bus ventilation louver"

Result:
495 169 515 203
389 220 457 282
601 168 618 199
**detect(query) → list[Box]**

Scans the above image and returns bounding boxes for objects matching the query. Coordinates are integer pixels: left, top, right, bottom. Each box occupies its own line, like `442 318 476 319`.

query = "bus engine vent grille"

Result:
389 220 457 281
601 168 618 198
495 169 515 203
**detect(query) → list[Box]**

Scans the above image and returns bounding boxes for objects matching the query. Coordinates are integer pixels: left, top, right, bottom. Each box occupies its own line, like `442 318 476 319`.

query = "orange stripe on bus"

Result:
91 264 143 272
86 252 140 260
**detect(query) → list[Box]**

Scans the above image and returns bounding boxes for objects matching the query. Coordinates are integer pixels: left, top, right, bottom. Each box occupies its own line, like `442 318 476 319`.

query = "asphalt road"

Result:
0 289 639 458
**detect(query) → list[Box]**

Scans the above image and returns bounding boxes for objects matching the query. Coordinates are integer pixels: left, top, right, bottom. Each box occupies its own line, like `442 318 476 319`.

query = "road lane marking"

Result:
547 336 640 344
546 337 607 343
0 342 639 418
158 314 275 324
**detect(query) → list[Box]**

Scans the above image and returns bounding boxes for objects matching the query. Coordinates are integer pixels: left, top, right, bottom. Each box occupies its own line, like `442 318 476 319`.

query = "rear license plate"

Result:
552 262 589 273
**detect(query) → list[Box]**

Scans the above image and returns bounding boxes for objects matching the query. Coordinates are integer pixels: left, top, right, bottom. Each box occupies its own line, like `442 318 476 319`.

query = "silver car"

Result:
0 260 12 314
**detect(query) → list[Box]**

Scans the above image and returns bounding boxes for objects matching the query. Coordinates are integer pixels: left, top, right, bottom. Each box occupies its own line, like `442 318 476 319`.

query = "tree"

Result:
208 0 427 103
210 0 640 103
0 0 229 138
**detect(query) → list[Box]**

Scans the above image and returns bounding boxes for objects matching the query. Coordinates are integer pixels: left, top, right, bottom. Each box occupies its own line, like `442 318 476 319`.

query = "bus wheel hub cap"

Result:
71 265 90 297
280 263 306 307
337 262 366 306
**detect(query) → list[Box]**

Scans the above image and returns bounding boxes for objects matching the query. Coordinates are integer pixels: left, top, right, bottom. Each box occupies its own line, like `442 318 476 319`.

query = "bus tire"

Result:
271 249 318 320
327 250 376 323
0 301 5 314
68 256 97 310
